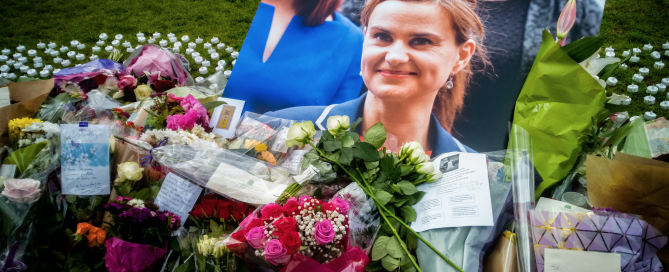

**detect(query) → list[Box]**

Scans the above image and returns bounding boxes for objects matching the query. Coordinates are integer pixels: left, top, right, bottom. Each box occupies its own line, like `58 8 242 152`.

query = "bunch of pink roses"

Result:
228 195 350 267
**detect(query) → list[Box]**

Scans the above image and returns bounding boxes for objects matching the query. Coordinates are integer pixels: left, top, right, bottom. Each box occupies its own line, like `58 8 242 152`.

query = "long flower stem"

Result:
307 142 420 271
307 142 464 272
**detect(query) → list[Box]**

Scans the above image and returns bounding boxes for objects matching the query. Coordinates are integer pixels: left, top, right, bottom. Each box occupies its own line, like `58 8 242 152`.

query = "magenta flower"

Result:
330 196 350 214
245 226 268 249
314 219 335 245
166 110 199 131
556 0 577 46
264 239 291 266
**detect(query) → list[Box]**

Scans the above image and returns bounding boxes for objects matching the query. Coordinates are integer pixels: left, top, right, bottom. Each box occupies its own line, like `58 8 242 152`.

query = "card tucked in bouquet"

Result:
60 122 110 195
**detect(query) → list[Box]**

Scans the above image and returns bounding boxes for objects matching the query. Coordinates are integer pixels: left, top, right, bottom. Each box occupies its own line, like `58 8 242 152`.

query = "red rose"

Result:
282 199 299 217
202 198 218 209
227 231 248 255
279 231 301 255
154 80 176 93
230 202 249 221
217 200 231 221
261 203 283 220
245 218 264 231
92 73 108 85
321 203 336 214
189 204 206 220
201 203 215 218
273 217 297 237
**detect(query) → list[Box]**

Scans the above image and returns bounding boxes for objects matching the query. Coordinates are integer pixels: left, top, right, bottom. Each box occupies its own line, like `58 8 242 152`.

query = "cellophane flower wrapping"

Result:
530 209 667 272
153 144 295 205
105 237 168 272
61 90 123 122
226 182 379 272
123 44 193 87
0 135 61 267
228 112 307 170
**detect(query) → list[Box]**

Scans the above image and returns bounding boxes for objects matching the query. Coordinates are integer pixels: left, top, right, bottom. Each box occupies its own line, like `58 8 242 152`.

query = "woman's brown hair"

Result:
295 0 342 26
360 0 490 133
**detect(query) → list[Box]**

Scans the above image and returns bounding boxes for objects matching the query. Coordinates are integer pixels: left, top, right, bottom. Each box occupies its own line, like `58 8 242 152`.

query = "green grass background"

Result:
0 0 260 78
598 0 669 118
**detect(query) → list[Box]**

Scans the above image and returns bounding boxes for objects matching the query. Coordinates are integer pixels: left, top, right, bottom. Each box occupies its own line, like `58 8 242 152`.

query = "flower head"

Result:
265 239 292 265
116 162 143 183
1 179 41 204
556 0 577 46
326 115 351 137
286 121 316 148
133 84 153 101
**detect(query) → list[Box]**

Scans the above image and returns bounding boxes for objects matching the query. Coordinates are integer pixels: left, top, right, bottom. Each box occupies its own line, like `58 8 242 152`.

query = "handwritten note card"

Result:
410 152 493 232
154 173 203 227
60 123 110 195
0 87 10 108
544 248 621 272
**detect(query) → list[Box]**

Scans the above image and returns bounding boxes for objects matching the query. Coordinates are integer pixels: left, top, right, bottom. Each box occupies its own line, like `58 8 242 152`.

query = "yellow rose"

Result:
133 84 153 101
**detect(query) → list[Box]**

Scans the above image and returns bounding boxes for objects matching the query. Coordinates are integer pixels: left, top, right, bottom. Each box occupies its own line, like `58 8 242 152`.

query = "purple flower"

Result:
104 203 132 215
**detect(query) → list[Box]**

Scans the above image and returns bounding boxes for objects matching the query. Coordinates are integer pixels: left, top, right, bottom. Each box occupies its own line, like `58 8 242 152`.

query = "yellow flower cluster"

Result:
197 235 228 259
8 118 42 144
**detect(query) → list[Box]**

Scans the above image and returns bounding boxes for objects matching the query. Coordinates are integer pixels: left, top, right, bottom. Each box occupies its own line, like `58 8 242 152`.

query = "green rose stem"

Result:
307 141 464 272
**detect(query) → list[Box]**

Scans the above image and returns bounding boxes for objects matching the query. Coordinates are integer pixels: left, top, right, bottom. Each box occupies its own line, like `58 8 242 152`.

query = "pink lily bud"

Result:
73 92 88 101
556 0 577 46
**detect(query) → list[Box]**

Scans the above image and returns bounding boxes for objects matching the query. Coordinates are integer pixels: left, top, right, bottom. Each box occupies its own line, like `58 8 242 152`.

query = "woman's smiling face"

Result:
362 0 469 103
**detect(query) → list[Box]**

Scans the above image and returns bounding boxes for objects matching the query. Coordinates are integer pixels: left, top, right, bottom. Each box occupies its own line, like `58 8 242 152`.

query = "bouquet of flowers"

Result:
188 194 254 235
226 195 371 271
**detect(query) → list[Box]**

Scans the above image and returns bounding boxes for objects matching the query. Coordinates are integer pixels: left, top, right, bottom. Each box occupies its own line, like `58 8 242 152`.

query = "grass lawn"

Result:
598 0 669 119
0 0 260 79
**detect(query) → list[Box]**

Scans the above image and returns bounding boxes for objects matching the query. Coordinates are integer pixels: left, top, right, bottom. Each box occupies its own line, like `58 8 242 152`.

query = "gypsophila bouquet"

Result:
140 124 226 149
227 195 350 269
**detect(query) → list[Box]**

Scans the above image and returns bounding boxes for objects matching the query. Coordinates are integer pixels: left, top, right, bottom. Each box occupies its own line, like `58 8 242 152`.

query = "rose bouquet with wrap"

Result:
225 194 371 272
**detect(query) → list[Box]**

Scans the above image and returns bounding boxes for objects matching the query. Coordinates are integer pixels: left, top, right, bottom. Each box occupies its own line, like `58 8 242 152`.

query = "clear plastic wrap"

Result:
37 95 78 124
415 150 514 272
530 208 666 272
0 136 61 268
153 144 295 205
228 112 306 168
62 90 123 122
224 184 374 272
508 124 537 272
192 70 229 97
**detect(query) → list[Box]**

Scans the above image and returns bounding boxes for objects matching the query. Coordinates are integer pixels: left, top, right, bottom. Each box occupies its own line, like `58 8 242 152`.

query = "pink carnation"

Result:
180 95 209 124
166 110 199 131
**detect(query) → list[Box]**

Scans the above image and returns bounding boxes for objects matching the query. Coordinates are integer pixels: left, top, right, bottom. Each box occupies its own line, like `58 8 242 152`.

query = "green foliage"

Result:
363 122 387 149
561 36 604 63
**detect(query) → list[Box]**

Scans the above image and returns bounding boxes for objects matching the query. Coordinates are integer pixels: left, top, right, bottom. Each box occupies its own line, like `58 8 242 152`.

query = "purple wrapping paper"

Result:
530 210 666 272
104 237 167 272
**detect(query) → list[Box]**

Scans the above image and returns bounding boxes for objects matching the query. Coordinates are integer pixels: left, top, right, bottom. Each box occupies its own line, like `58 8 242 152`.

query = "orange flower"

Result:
86 227 107 247
257 151 277 165
254 143 268 152
244 139 261 149
76 222 92 235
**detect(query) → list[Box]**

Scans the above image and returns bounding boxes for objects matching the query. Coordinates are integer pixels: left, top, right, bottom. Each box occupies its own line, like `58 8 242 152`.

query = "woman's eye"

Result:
374 33 392 42
410 38 432 46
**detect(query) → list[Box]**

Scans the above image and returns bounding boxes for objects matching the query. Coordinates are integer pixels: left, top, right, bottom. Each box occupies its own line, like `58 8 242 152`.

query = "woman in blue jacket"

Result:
268 0 490 156
223 0 364 114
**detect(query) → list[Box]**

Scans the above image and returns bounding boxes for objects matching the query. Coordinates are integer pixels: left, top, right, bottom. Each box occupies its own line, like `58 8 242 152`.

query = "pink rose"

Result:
330 196 350 214
244 226 268 249
314 219 335 245
117 75 137 91
264 239 291 266
1 179 41 204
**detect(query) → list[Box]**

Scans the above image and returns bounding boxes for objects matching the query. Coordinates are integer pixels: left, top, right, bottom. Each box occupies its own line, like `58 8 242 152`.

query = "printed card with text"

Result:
60 122 110 195
411 152 493 232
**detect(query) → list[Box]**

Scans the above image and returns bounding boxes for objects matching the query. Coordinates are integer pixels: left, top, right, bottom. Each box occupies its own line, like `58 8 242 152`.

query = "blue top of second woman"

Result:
222 3 365 114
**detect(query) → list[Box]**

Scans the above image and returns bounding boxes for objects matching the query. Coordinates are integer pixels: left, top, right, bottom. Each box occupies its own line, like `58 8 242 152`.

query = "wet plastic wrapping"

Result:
228 112 307 171
415 150 514 272
224 182 376 272
0 136 61 268
152 144 295 205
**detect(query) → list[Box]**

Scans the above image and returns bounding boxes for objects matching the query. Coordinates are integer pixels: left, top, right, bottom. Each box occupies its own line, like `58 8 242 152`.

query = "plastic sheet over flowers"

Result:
224 182 378 272
152 144 296 205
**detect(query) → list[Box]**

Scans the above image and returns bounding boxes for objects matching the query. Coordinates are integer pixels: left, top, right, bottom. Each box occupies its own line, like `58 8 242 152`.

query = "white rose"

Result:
112 89 125 99
408 151 429 165
399 141 424 160
428 168 442 183
116 162 143 183
326 115 350 137
286 121 316 148
416 161 434 174
133 84 153 101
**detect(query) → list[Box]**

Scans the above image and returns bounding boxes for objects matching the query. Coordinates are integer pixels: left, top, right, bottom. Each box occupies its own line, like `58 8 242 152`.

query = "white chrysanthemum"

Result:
127 199 145 208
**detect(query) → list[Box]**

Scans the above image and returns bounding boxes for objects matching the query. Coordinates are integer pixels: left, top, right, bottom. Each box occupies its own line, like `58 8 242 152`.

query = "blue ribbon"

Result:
1 242 27 272
140 138 168 167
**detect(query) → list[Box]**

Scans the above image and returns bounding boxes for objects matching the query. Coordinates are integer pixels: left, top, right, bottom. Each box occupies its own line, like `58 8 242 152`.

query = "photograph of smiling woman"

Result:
266 0 490 155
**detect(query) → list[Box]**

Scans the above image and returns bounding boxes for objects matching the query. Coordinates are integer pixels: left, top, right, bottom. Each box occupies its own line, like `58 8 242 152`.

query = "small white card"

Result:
544 248 621 272
411 152 494 232
206 162 289 205
0 87 10 108
536 197 590 213
60 123 110 195
209 97 245 139
0 165 17 179
154 173 203 227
